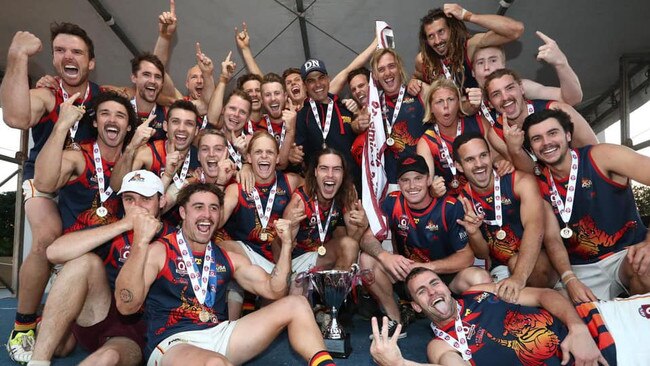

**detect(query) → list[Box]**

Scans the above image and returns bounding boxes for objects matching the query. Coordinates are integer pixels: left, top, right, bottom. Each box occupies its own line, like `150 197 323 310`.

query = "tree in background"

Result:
0 191 15 256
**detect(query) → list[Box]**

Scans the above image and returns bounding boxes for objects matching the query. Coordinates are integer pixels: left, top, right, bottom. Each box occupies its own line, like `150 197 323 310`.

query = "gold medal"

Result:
199 309 210 322
322 142 327 149
386 137 395 146
450 178 460 189
260 231 268 241
96 206 108 218
495 229 506 240
317 245 327 256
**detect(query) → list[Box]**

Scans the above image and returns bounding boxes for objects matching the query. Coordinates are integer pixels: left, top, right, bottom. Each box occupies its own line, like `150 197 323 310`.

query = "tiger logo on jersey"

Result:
486 310 560 366
568 215 637 259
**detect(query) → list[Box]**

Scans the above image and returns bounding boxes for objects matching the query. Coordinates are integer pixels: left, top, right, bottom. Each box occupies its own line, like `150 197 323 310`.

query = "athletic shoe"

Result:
6 329 35 364
369 318 407 340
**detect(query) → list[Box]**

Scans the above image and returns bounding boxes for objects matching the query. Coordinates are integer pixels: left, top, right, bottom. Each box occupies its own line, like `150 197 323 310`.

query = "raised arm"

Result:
115 213 166 315
551 102 597 147
444 3 524 61
195 42 216 105
330 37 378 95
343 199 369 242
1 32 51 129
277 100 297 170
206 51 235 128
234 22 263 77
33 96 85 192
110 116 157 191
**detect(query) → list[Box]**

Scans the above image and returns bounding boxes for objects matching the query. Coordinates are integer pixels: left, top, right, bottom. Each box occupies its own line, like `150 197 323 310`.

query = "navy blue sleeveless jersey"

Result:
434 291 616 365
24 82 101 180
381 192 468 262
144 232 233 359
382 91 427 184
538 146 647 265
295 94 359 188
58 142 120 233
137 103 167 141
222 173 294 262
422 41 478 91
101 222 176 289
420 115 485 196
292 186 345 258
460 172 524 268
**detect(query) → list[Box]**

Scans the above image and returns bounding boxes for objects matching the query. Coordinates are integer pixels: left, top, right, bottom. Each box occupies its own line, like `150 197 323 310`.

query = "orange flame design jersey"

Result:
539 146 647 264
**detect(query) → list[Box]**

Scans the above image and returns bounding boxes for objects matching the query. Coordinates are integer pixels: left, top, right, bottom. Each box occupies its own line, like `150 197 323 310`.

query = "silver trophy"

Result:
309 264 359 358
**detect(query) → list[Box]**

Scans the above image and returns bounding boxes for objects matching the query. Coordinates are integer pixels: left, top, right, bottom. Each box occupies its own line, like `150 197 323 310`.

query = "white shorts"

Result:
490 265 510 283
570 250 628 300
22 179 56 201
235 241 318 275
597 293 650 365
147 320 238 366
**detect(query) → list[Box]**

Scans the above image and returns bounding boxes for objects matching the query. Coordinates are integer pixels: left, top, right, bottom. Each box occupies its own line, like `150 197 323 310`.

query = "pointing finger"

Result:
170 0 176 15
535 31 553 45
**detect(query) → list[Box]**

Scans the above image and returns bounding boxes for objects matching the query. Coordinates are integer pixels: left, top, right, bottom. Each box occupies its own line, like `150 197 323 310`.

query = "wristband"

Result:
560 270 574 280
461 9 473 21
563 276 577 286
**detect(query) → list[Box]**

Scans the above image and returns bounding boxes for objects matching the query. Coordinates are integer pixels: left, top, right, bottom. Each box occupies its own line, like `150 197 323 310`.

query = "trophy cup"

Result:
309 265 359 358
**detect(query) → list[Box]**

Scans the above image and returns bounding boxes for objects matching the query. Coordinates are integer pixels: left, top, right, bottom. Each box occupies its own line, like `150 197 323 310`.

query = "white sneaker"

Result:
6 330 35 364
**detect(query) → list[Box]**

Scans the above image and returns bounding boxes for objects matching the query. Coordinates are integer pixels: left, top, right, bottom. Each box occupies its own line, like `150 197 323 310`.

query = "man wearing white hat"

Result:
27 170 174 366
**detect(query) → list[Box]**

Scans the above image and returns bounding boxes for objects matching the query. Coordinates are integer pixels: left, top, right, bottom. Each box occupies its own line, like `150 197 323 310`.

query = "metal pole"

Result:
11 130 27 294
296 0 311 60
619 58 630 146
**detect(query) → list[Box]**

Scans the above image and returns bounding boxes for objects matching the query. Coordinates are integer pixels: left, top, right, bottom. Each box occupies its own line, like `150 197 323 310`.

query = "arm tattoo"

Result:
360 239 384 259
119 289 134 303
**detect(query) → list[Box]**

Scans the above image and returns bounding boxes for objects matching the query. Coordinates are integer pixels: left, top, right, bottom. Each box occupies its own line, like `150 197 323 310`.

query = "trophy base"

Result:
324 333 352 358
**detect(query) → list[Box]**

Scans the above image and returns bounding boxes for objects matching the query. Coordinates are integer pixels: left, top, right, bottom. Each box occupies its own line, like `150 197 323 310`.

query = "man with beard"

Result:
452 132 557 303
371 48 429 187
295 59 361 188
111 99 200 190
256 73 297 170
370 267 647 365
484 68 597 174
35 92 136 234
128 53 168 141
408 4 524 103
523 109 650 301
282 149 367 281
359 155 487 338
115 183 336 366
1 25 101 360
26 170 173 366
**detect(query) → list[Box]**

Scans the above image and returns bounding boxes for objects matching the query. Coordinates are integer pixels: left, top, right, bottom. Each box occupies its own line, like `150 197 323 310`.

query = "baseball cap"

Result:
397 155 429 178
118 170 165 196
301 58 328 79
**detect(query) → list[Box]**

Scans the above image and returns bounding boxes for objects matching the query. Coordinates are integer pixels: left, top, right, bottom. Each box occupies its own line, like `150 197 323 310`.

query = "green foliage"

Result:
633 184 650 217
0 191 16 256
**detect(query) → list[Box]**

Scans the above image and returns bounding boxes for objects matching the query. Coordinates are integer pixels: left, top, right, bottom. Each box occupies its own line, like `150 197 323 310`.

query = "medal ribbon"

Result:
264 115 287 148
483 172 503 228
176 230 216 306
313 198 335 244
226 135 243 170
548 149 578 227
60 80 90 140
381 85 406 138
130 97 157 124
479 101 495 126
172 149 192 189
251 178 278 231
441 62 453 81
433 120 462 178
430 303 472 361
247 119 254 135
92 142 113 204
309 98 334 143
201 115 209 130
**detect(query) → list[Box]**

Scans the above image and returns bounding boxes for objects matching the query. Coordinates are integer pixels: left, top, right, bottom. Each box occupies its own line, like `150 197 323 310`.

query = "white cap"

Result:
118 170 164 197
